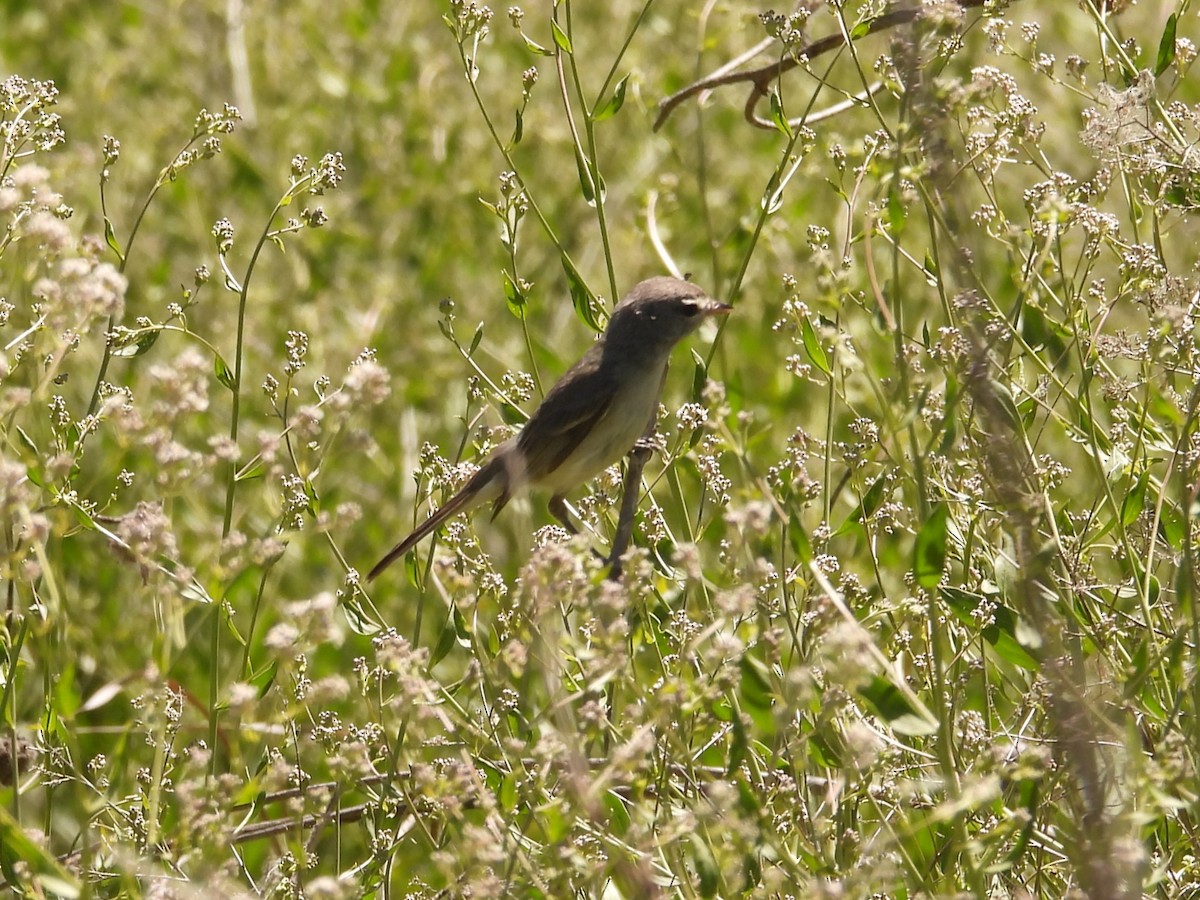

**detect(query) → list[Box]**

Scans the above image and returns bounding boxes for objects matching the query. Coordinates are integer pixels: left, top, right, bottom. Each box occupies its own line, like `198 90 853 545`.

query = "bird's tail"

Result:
367 457 505 581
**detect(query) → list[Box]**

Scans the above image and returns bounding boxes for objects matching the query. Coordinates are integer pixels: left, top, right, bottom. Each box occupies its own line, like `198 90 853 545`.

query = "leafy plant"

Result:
1 1 1198 897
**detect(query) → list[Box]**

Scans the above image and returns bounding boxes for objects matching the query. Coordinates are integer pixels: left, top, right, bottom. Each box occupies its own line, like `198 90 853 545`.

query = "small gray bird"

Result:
368 276 730 580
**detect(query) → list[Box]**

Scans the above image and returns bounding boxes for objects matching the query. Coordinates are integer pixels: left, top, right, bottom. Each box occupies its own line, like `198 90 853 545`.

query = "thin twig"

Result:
653 0 997 132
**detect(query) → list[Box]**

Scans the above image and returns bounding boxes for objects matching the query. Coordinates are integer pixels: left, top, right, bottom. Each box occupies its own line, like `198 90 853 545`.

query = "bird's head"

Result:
604 276 731 357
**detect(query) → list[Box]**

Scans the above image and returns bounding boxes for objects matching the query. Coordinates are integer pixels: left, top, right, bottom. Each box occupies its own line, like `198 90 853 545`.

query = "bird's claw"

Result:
631 437 657 457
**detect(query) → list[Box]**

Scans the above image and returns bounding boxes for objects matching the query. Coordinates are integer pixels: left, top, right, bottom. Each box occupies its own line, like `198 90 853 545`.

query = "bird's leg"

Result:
548 495 578 534
607 434 656 581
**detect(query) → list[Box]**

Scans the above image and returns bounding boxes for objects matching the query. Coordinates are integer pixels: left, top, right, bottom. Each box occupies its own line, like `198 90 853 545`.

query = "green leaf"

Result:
469 321 484 355
788 517 812 562
800 315 830 375
991 779 1039 873
1139 633 1178 719
1120 471 1147 529
807 731 842 767
235 461 265 482
14 428 43 485
499 402 524 425
989 378 1023 431
1165 180 1200 210
497 773 518 810
841 472 891 531
221 563 260 613
511 106 524 146
214 353 236 391
562 260 600 332
302 478 319 511
1017 394 1037 430
942 588 1041 671
250 659 278 697
913 502 949 588
103 216 123 261
939 376 959 453
522 34 554 56
401 550 419 589
179 579 216 605
1020 304 1069 367
501 270 525 319
592 74 629 121
112 329 159 358
738 657 778 739
72 502 96 530
15 425 38 458
574 152 606 206
604 791 631 836
858 675 937 735
1159 502 1184 549
710 697 733 723
739 655 774 712
923 250 939 280
452 604 473 647
543 806 570 843
768 87 792 137
850 18 873 39
690 833 720 897
895 815 944 871
690 349 708 401
340 594 381 636
430 616 458 667
742 852 762 890
550 19 573 53
0 806 81 898
726 709 747 772
223 608 247 647
1155 13 1177 76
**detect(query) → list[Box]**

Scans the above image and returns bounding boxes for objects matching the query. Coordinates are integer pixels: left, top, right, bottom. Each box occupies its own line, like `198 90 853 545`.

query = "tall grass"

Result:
2 1 1198 896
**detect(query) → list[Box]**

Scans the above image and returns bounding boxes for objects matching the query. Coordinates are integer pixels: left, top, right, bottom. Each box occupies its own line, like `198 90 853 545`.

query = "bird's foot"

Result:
630 435 660 458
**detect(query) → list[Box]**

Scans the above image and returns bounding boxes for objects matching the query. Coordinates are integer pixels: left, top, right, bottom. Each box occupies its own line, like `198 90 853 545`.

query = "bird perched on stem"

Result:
368 275 730 581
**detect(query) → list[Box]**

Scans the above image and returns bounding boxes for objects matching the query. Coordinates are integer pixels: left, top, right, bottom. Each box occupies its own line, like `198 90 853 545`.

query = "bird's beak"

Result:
704 299 733 317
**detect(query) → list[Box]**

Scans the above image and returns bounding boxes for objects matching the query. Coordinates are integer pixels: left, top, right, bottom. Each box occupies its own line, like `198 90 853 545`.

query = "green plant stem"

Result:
703 50 839 373
559 2 617 302
88 131 210 417
456 43 583 305
210 187 296 772
591 0 655 106
220 208 279 536
4 613 29 820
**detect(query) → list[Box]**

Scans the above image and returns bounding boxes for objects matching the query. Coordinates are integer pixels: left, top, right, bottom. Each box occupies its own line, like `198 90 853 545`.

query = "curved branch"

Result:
653 0 994 132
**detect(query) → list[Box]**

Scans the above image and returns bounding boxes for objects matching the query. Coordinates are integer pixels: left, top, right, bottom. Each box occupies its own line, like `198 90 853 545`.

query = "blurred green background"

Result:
3 0 1198 894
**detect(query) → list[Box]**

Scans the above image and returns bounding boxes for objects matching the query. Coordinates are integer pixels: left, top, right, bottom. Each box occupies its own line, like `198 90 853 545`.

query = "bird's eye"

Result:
680 302 701 317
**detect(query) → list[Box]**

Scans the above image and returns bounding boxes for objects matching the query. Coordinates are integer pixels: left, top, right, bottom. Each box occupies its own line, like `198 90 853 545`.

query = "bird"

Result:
367 275 731 581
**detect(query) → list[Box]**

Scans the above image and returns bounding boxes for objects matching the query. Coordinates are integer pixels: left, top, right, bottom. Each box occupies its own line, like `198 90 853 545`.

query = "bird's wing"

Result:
516 347 619 481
